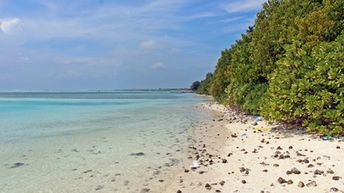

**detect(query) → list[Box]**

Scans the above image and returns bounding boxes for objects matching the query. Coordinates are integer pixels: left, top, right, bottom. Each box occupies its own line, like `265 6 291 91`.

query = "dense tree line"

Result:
195 0 344 135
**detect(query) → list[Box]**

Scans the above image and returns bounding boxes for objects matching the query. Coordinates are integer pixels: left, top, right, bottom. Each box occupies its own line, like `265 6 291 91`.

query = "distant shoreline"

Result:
0 88 194 93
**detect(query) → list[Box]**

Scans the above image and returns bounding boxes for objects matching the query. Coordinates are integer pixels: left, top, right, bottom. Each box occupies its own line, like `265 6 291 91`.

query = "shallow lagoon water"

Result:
0 91 210 193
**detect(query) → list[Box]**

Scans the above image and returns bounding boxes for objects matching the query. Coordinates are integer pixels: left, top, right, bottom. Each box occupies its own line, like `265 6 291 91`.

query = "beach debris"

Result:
298 181 305 188
260 162 269 166
286 167 301 175
287 180 293 184
241 180 247 184
239 167 250 175
277 177 287 184
296 151 305 156
219 180 225 186
9 162 25 169
332 176 341 181
176 190 182 193
191 160 200 169
314 169 324 175
205 183 211 190
323 135 333 141
306 181 317 187
95 185 104 191
327 168 334 174
140 188 150 193
83 169 93 174
130 152 145 156
255 116 262 121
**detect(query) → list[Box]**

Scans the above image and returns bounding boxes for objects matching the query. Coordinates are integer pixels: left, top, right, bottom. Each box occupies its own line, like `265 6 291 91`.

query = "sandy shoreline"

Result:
163 102 344 193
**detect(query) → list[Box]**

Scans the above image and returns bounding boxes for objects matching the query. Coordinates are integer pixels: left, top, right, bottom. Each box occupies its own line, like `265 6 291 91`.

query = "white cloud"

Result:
185 12 218 20
225 0 266 13
140 39 156 49
219 16 244 23
151 62 166 69
0 18 21 34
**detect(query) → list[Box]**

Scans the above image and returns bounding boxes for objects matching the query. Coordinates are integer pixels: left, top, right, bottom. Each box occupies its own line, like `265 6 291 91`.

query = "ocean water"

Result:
0 91 211 193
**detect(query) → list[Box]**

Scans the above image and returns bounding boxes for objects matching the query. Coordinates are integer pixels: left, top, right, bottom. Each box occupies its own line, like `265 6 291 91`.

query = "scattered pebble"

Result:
332 176 341 181
298 181 305 188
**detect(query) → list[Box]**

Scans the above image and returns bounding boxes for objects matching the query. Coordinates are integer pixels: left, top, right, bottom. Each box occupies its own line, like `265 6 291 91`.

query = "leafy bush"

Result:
262 33 344 135
197 73 213 95
196 0 344 134
190 81 201 91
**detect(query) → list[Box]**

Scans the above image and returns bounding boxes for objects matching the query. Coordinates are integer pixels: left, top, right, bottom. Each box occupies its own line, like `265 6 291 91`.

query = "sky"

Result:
0 0 266 90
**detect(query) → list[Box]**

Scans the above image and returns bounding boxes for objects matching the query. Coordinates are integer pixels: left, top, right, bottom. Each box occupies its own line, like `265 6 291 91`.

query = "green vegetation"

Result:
190 81 201 91
196 0 344 135
197 72 213 95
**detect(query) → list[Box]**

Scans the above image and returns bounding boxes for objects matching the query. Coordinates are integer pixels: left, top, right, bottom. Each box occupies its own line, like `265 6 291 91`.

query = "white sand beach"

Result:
164 102 344 193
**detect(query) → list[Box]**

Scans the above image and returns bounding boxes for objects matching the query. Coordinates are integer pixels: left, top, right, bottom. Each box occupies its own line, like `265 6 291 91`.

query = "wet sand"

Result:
163 102 344 193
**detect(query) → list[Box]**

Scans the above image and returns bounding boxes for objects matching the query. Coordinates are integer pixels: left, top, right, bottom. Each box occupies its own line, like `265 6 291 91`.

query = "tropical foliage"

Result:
196 0 344 134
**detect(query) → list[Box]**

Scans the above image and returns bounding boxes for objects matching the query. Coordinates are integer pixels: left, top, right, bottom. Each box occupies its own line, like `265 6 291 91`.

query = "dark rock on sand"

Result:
83 169 93 173
330 187 339 192
95 185 104 191
298 181 305 188
239 167 250 175
314 169 324 175
287 168 301 175
277 177 287 184
332 176 341 181
130 152 145 156
327 169 335 174
306 181 317 187
219 180 225 186
140 188 150 193
176 190 182 193
205 183 211 190
9 162 25 169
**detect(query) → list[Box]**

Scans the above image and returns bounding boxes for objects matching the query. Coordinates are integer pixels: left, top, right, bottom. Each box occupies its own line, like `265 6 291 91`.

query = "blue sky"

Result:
0 0 265 90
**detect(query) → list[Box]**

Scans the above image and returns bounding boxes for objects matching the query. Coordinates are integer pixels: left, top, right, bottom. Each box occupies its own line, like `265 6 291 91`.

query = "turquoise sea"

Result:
0 91 211 193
